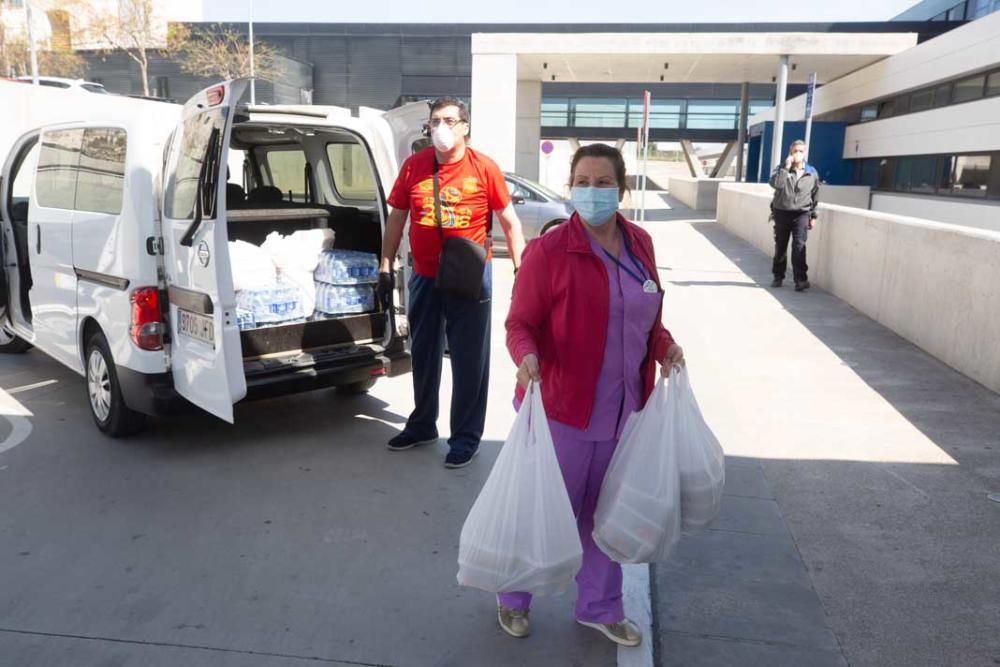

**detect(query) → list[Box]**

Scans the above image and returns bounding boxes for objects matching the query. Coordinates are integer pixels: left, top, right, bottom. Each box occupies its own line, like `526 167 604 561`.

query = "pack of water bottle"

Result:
314 250 379 286
235 283 306 327
314 283 376 316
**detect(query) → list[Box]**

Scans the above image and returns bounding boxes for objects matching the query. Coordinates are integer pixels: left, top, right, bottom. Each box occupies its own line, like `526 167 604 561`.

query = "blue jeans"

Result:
403 264 492 455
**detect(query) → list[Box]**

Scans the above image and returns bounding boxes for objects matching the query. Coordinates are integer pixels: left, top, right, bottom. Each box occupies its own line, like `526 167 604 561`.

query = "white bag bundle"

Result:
671 367 725 532
593 378 682 564
457 383 582 595
229 240 277 292
261 230 335 316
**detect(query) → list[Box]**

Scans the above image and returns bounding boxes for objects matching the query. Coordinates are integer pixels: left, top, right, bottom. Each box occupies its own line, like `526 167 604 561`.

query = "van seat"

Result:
227 183 247 208
247 186 284 205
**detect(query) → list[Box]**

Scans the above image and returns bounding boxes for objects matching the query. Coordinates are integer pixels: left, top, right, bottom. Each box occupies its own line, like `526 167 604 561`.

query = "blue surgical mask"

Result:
571 186 619 226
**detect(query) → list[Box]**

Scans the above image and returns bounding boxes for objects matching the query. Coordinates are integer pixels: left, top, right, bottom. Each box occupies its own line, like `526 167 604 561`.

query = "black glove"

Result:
376 271 394 310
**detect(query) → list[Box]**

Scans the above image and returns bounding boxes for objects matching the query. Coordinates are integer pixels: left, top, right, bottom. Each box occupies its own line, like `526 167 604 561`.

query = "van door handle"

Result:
35 225 41 254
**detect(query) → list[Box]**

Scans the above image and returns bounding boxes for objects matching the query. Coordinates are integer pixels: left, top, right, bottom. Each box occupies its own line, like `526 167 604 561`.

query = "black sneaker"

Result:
795 280 811 292
387 432 438 452
444 446 480 469
770 278 783 288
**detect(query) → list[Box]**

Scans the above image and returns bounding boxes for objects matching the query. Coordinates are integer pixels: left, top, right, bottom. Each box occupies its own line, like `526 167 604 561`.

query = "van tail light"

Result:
131 287 164 351
206 85 225 106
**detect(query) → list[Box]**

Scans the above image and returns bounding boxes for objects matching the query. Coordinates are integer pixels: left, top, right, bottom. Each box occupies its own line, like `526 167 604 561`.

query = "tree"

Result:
166 24 279 82
0 5 85 79
81 0 158 96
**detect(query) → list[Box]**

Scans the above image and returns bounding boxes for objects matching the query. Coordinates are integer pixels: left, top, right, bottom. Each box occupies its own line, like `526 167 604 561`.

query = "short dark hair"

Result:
428 96 469 123
570 144 628 198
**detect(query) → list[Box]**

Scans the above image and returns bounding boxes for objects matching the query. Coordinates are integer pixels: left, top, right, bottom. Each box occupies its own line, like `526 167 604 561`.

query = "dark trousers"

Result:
772 209 810 283
404 265 492 455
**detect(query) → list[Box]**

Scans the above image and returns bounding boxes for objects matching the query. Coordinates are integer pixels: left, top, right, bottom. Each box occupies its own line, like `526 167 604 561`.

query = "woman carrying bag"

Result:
500 144 684 646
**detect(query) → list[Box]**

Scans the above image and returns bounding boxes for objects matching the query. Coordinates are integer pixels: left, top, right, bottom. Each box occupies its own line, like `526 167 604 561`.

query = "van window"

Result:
261 148 307 202
75 128 127 215
165 109 226 220
36 128 84 210
327 143 376 201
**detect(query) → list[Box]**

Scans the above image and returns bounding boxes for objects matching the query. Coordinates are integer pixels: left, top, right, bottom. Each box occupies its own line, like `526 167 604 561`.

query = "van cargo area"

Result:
224 123 387 364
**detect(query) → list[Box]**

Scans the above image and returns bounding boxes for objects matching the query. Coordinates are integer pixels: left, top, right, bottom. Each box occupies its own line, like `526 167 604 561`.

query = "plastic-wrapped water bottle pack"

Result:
314 250 379 286
314 283 376 315
235 284 306 325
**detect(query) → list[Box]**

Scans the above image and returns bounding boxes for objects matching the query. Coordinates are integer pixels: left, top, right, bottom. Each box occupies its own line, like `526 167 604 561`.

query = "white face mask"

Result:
431 123 456 152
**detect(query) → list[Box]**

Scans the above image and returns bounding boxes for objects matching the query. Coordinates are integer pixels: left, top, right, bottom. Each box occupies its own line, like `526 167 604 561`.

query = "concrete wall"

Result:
871 193 1000 233
717 182 871 211
717 183 1000 395
670 177 729 211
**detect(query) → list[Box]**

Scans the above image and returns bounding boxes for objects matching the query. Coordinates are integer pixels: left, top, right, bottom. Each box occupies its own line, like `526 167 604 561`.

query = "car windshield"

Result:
82 84 108 94
511 175 563 201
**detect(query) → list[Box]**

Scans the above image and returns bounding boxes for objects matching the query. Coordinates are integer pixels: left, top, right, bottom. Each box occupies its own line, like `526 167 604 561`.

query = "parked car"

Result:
16 76 109 94
493 172 572 242
0 80 425 436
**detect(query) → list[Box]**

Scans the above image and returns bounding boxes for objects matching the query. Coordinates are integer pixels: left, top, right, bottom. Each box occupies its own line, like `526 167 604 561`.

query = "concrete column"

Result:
515 79 542 181
770 55 789 172
471 53 518 171
736 81 750 182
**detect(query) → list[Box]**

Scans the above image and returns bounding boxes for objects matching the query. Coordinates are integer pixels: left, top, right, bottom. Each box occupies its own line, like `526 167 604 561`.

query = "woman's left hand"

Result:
661 343 684 376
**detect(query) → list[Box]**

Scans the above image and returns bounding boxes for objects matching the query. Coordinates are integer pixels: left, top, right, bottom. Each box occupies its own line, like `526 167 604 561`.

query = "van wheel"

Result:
85 332 145 437
0 324 32 353
335 378 377 395
541 219 566 235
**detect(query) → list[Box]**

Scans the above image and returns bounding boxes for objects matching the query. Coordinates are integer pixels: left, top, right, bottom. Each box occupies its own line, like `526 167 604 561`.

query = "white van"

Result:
0 80 425 436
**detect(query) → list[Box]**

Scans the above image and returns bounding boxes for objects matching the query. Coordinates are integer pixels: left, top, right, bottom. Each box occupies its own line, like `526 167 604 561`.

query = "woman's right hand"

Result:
517 354 541 390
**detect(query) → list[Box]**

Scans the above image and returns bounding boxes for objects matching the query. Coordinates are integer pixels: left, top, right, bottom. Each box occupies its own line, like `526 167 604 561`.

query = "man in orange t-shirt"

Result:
379 97 525 468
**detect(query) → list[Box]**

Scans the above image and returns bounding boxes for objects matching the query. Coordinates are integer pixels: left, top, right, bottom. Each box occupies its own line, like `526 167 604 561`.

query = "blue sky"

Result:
207 0 919 23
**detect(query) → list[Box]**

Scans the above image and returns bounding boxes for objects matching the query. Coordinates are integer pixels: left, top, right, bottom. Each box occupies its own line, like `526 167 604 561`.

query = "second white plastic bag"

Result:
593 376 682 564
457 382 582 595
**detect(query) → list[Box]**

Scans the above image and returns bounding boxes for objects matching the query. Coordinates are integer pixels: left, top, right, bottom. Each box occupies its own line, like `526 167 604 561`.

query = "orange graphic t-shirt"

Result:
388 146 510 278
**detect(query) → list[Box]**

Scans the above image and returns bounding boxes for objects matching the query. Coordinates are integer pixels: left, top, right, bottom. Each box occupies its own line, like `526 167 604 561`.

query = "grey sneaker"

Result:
577 618 642 647
498 605 530 638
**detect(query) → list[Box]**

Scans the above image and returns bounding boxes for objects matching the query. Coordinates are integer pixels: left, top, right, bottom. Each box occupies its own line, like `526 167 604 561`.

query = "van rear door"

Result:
161 80 248 423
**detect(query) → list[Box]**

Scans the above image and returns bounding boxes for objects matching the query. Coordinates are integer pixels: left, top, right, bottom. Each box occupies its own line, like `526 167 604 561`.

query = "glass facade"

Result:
854 152 1000 199
540 96 772 131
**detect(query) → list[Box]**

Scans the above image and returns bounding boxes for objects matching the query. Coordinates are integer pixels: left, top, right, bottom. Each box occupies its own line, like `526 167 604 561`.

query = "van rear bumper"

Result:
242 348 391 401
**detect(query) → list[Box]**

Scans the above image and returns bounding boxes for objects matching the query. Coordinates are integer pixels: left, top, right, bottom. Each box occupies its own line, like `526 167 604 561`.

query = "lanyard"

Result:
600 235 649 287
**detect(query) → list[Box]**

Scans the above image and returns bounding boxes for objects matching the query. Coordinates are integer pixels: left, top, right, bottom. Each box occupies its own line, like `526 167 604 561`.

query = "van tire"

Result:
0 324 32 353
85 332 146 437
335 378 377 395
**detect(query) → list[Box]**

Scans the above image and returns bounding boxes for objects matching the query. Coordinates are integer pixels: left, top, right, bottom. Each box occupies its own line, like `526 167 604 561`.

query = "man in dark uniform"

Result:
769 139 819 292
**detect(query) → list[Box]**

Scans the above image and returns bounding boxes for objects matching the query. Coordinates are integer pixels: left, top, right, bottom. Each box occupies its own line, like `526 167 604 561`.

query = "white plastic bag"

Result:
671 367 726 532
594 367 726 564
593 378 682 564
457 383 582 595
229 240 277 292
261 230 335 316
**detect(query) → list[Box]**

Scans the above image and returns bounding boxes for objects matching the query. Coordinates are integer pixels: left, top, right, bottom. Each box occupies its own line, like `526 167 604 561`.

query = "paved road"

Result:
3 190 999 666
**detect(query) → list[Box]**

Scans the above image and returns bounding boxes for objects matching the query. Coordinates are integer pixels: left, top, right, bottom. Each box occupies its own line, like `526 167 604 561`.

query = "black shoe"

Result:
795 280 810 292
387 432 438 451
444 445 480 469
770 278 783 288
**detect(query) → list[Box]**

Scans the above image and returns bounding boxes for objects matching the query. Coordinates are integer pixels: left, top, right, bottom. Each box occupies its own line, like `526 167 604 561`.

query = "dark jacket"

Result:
769 164 820 219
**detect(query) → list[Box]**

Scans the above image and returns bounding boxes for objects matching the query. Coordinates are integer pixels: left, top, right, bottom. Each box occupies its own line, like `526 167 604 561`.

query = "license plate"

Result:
177 309 215 347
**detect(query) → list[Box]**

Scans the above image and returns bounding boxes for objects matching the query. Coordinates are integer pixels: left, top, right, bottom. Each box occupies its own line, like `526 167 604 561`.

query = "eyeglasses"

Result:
429 117 465 128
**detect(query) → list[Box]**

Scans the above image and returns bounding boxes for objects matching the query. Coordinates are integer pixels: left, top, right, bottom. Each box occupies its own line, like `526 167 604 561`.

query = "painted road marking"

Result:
7 379 58 395
0 388 33 454
619 563 654 667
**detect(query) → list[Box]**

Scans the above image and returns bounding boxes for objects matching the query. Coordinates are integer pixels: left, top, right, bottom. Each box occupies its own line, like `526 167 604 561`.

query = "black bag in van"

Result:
431 159 489 301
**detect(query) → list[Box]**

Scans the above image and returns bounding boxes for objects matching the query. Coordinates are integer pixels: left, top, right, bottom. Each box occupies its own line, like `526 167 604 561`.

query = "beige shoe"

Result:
578 618 642 647
497 605 530 638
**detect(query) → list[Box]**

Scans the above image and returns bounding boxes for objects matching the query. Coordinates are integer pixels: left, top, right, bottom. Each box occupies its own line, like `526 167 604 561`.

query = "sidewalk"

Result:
644 192 1000 667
